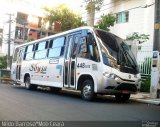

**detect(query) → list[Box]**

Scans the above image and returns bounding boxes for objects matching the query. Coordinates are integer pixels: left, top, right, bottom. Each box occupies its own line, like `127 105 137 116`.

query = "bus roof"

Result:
14 26 94 49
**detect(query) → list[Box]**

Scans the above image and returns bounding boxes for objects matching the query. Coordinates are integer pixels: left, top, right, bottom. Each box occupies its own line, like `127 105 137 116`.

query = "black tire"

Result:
81 80 96 101
25 77 37 90
50 87 61 93
115 93 130 102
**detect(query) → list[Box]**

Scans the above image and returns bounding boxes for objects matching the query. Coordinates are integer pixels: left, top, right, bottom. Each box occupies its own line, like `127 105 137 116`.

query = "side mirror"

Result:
80 37 87 53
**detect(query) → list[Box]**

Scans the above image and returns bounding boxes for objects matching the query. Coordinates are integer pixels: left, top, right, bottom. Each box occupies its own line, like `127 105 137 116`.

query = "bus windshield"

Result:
94 29 139 74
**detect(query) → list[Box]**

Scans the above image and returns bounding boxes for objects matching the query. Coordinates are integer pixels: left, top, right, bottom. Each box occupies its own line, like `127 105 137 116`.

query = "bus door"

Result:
16 47 24 80
64 33 81 88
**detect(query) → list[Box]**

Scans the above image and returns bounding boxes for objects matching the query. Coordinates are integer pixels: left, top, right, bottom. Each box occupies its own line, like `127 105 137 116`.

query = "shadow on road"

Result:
12 85 137 105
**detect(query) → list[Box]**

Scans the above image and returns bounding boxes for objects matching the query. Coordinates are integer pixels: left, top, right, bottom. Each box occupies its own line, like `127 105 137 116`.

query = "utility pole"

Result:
150 0 160 98
87 1 95 26
6 13 14 70
153 0 160 51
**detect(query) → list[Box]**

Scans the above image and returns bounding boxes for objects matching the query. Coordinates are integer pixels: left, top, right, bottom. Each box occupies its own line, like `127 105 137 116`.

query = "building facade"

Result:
98 0 155 65
0 0 61 56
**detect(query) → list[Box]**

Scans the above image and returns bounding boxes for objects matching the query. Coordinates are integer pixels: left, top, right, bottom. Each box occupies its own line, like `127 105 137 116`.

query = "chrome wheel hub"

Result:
83 84 92 98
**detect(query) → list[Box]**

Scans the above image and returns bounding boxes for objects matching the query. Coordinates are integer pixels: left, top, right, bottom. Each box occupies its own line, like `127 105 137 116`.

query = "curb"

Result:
131 98 160 105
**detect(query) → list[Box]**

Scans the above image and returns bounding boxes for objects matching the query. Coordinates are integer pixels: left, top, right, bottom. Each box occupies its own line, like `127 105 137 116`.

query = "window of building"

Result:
116 11 129 23
34 41 48 59
48 37 65 58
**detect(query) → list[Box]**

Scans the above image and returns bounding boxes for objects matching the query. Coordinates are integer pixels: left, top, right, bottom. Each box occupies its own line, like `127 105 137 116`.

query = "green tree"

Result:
43 5 86 31
95 14 116 31
126 32 150 43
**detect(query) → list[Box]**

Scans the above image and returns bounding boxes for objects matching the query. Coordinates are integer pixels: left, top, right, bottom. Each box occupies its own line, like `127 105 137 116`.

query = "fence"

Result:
138 57 152 75
136 48 153 92
137 48 153 75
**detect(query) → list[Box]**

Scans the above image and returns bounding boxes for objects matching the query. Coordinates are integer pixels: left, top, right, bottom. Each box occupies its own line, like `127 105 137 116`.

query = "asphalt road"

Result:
0 83 159 123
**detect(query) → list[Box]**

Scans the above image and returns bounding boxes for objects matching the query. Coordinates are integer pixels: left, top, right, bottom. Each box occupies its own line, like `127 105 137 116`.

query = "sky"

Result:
29 0 85 9
0 0 85 14
0 0 110 28
0 0 88 28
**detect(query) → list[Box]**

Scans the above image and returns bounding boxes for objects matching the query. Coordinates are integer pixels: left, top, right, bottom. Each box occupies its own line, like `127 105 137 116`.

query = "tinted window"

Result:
34 50 47 59
52 37 65 48
25 52 34 60
95 30 118 60
48 37 65 58
13 48 19 62
24 44 34 60
79 35 100 62
72 36 79 58
49 37 65 48
66 37 73 59
34 41 47 59
48 47 64 58
27 45 34 52
37 41 46 50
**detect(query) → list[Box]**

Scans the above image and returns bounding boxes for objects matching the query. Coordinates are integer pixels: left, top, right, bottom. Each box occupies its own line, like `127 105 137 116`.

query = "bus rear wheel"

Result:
25 77 37 90
115 93 130 102
81 80 96 101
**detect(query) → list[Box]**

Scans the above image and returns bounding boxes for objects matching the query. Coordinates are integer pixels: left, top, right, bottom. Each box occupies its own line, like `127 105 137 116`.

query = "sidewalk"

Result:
131 92 160 105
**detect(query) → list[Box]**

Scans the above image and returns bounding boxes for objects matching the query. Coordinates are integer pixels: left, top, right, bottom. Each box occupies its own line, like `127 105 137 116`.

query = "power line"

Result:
81 0 128 15
81 0 130 22
82 2 155 23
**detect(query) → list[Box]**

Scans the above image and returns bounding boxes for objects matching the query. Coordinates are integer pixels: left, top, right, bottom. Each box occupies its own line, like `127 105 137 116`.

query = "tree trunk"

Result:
87 1 95 27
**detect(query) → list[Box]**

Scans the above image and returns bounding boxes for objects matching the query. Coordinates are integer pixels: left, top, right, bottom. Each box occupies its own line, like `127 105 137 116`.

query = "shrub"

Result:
140 76 151 92
0 56 7 69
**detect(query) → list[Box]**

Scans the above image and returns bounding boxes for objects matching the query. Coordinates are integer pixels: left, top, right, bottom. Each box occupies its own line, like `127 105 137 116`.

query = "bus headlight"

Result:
103 72 120 80
103 72 110 77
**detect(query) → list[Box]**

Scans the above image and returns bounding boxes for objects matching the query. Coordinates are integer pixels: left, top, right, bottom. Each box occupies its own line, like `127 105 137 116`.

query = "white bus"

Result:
11 26 141 101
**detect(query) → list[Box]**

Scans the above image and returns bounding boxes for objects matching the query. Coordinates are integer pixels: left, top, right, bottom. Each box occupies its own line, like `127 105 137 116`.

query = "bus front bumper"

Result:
98 75 141 95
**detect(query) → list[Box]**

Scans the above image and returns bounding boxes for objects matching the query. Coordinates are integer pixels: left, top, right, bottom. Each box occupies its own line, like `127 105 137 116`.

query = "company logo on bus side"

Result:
29 63 47 74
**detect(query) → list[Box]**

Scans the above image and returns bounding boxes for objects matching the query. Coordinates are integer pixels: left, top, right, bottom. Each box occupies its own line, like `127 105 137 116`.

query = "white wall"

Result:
105 0 155 64
109 0 154 44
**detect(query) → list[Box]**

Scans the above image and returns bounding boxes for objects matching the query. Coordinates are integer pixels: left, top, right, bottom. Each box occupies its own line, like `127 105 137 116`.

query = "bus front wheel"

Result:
25 77 37 90
81 80 96 101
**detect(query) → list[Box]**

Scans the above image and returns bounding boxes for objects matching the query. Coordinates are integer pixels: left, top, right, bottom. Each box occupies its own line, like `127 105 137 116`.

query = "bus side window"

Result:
79 33 100 62
48 37 65 58
87 33 100 62
34 41 47 59
72 36 79 59
24 44 34 60
13 48 19 62
78 37 89 58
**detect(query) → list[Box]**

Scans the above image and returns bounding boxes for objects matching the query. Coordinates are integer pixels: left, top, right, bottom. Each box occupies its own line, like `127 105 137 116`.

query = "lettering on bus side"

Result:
77 63 90 68
29 63 47 74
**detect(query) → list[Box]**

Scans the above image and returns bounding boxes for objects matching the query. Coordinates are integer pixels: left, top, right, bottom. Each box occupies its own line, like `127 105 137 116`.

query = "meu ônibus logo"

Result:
29 63 47 74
